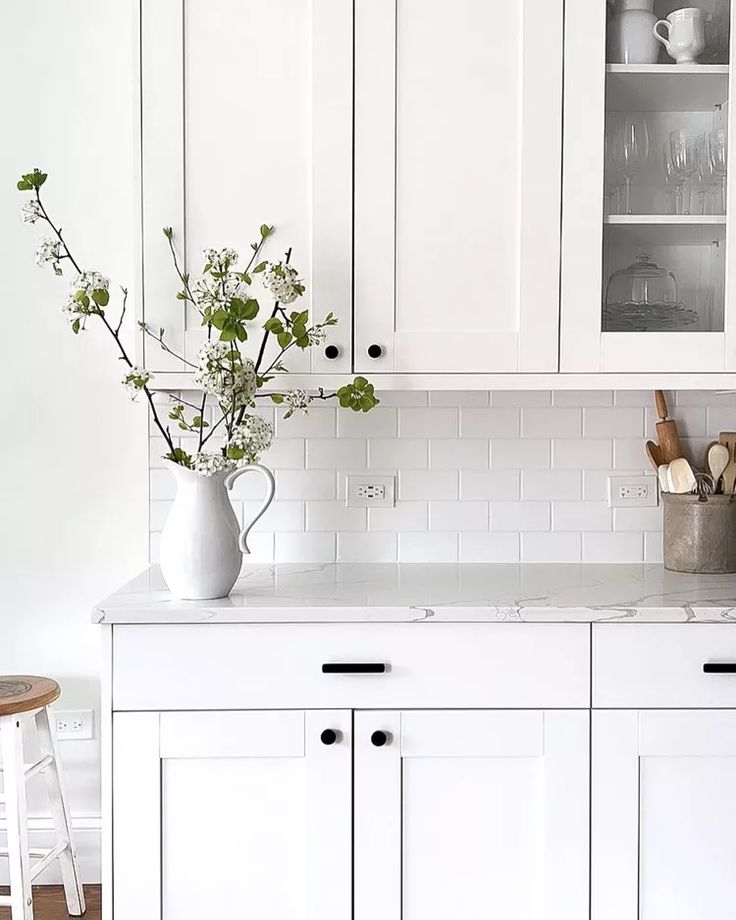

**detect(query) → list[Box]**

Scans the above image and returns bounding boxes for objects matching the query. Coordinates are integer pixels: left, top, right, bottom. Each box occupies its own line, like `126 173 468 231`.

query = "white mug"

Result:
653 8 712 64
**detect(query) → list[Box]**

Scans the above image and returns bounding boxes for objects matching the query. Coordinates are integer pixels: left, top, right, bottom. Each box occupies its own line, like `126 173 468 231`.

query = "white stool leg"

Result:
1 715 33 920
34 706 86 916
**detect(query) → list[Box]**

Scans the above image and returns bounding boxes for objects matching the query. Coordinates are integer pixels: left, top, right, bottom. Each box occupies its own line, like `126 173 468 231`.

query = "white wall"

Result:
0 1 147 881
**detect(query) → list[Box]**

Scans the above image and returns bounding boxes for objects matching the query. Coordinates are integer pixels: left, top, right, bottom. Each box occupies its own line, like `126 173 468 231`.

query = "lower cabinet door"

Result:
354 710 589 920
112 710 352 920
593 709 736 920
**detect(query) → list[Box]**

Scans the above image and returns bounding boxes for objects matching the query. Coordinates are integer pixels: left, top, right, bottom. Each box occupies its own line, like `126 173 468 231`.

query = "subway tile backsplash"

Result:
149 390 735 565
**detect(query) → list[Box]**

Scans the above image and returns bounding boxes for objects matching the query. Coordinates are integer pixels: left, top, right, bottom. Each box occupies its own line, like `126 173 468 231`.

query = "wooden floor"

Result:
0 887 100 919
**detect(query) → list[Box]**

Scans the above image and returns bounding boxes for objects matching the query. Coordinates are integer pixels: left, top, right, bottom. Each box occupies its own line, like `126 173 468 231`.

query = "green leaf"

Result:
164 446 192 467
235 325 247 342
260 224 273 238
253 261 267 273
71 318 81 335
270 393 284 404
17 179 32 191
211 309 228 330
354 376 368 388
264 317 283 333
277 331 293 349
243 299 259 320
92 288 109 307
227 446 246 461
220 327 237 342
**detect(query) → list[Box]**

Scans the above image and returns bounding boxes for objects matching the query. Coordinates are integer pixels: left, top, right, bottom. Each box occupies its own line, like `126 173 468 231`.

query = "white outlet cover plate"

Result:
346 473 396 508
608 474 659 509
55 709 94 741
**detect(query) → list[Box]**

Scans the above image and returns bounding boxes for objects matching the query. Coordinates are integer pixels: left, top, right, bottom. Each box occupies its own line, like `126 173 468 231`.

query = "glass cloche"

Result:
603 253 695 331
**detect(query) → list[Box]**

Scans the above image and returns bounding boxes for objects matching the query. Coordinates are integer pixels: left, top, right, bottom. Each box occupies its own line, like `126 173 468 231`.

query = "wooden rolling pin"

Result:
654 390 683 464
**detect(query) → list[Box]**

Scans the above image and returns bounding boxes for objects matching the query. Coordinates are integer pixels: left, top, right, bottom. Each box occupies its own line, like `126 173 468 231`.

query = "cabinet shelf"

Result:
605 214 726 224
605 215 726 244
606 65 729 112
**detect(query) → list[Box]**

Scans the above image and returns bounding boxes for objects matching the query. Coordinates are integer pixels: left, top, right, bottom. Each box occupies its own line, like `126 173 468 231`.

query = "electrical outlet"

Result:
346 474 396 508
54 710 94 741
608 475 659 509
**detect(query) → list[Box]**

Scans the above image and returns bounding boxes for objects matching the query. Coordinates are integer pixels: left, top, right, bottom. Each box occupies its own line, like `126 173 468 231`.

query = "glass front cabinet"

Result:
562 0 736 373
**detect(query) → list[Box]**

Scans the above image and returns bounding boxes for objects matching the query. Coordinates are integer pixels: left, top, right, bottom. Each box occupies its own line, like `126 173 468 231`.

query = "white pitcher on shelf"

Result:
653 8 712 65
608 0 660 65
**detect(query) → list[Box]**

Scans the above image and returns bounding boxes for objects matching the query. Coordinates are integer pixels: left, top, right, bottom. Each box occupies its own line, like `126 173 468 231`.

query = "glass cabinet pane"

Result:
602 0 730 334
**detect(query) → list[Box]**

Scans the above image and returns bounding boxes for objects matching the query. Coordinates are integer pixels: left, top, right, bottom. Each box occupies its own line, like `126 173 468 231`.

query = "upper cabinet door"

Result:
353 0 564 373
593 709 736 920
354 709 589 920
561 0 736 373
138 0 353 374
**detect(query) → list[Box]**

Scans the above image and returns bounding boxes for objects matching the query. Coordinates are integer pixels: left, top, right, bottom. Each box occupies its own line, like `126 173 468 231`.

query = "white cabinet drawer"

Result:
112 623 590 710
594 625 736 708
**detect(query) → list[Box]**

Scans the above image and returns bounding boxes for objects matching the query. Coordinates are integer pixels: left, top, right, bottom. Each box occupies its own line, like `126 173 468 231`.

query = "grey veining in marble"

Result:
94 564 736 624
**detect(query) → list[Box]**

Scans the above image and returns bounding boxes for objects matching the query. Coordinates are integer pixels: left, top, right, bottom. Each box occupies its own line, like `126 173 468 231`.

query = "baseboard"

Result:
0 815 101 885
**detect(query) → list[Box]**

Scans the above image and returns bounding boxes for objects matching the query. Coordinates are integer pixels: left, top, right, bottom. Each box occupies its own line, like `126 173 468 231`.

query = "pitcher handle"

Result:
653 19 671 50
224 464 276 554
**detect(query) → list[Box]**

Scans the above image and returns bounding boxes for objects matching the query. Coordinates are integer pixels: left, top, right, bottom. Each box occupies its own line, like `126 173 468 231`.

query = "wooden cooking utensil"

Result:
646 440 663 471
667 457 697 494
657 464 670 493
719 432 736 495
653 390 683 463
706 442 729 493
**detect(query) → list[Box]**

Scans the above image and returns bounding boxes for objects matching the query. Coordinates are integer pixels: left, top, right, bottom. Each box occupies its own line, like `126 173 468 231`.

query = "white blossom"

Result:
192 273 250 314
284 388 312 414
262 262 303 305
193 340 257 407
191 452 235 477
72 271 110 294
307 327 326 346
21 199 42 224
35 237 63 275
227 414 273 464
204 247 239 268
122 366 153 400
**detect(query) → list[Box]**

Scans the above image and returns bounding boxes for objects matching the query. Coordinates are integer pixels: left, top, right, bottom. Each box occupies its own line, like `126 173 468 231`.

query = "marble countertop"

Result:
94 564 736 624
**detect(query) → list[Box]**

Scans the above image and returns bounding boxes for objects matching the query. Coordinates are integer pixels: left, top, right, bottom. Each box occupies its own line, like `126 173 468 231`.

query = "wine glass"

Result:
669 130 701 215
611 118 650 214
663 140 684 215
696 132 716 215
709 128 728 214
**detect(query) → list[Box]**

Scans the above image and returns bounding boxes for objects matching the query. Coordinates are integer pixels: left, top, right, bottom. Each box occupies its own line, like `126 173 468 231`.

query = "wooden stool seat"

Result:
0 677 60 717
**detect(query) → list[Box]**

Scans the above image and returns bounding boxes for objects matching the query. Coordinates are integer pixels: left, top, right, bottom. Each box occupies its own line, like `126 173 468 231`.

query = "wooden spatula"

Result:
654 390 683 463
719 432 736 495
646 440 663 471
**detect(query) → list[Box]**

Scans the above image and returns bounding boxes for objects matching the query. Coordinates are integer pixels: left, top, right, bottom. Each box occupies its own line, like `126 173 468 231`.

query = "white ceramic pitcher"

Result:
608 0 660 65
160 460 275 600
653 8 712 64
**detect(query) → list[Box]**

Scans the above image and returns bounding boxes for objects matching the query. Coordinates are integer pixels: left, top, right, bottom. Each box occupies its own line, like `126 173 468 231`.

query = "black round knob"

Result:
324 344 340 360
371 730 390 747
321 728 340 746
367 344 383 359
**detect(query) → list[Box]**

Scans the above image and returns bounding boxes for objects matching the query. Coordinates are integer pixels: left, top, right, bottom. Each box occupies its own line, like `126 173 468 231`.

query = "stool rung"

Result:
24 754 54 782
29 841 69 881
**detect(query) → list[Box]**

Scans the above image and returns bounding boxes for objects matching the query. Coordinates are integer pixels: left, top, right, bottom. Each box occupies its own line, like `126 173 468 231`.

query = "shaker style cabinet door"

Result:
353 0 564 373
593 710 736 920
561 0 736 372
112 710 352 920
137 0 353 374
354 710 589 920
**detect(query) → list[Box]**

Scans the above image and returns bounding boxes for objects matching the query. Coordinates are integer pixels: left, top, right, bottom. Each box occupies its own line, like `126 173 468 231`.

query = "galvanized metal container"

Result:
663 493 736 574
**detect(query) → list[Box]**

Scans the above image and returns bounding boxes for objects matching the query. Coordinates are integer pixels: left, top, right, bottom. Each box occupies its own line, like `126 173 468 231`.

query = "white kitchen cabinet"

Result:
561 0 736 372
112 709 352 920
593 709 736 920
353 0 563 373
354 709 589 920
137 0 353 374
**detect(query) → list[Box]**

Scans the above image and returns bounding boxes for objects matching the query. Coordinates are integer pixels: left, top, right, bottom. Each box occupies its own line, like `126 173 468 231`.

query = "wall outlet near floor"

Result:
55 710 94 741
346 474 396 508
608 475 659 509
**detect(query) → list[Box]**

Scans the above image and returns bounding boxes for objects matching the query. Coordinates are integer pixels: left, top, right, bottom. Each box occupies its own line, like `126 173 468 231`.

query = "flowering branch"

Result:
19 168 379 476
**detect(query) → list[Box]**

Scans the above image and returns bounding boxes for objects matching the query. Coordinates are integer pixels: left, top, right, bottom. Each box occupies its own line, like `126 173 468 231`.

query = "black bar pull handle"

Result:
703 662 736 673
322 662 387 674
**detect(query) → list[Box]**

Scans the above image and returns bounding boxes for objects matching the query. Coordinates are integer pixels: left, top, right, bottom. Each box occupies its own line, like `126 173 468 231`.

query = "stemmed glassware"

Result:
610 117 650 214
663 140 685 215
709 128 728 214
669 130 701 215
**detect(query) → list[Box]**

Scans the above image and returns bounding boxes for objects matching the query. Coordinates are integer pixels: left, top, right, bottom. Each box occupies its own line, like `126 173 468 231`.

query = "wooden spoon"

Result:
706 442 729 493
719 432 736 495
646 440 663 472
